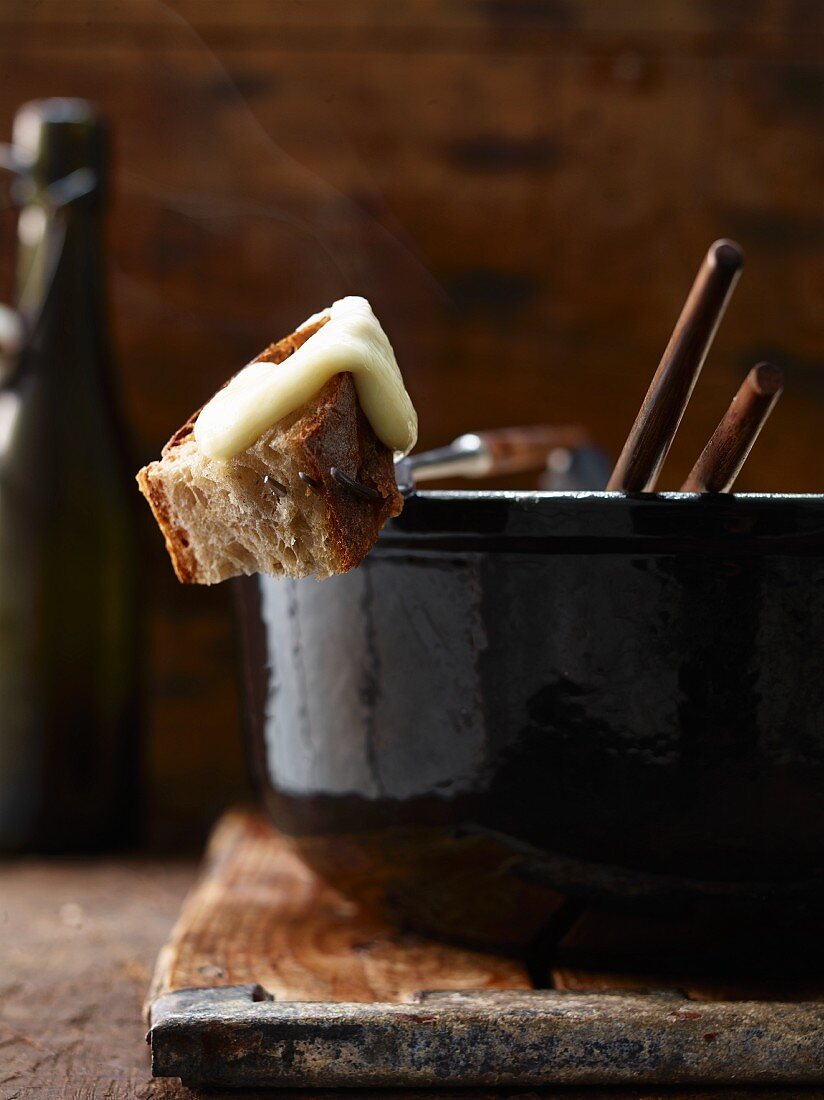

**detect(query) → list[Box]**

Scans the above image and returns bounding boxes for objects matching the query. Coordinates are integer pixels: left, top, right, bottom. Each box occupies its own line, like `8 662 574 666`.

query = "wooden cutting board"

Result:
146 808 823 1089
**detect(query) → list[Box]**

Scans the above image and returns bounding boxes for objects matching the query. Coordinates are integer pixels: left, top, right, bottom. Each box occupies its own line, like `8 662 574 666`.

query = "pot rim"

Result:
378 490 824 553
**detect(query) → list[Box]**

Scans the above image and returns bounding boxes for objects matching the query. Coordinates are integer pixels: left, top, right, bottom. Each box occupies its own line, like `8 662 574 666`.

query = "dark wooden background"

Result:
1 1 822 846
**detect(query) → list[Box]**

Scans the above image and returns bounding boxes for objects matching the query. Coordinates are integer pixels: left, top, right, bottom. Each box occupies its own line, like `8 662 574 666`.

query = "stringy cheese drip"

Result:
194 297 418 460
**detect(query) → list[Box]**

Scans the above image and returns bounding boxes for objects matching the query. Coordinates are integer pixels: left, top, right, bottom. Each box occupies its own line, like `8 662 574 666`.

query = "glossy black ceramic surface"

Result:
236 492 824 949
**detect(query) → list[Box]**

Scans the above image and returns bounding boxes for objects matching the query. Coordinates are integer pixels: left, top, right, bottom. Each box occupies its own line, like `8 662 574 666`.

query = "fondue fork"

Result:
280 424 593 501
607 239 744 492
391 424 591 493
680 362 784 493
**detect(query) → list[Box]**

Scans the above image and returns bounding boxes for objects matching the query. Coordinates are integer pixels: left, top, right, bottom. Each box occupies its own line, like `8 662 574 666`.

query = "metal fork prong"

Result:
263 474 288 496
330 466 382 501
298 471 321 491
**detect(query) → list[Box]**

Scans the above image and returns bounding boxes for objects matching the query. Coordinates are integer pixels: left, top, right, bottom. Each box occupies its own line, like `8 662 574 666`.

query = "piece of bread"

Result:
136 316 403 584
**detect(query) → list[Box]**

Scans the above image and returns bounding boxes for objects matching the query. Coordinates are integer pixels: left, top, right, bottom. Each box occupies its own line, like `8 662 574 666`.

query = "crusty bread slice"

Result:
136 316 403 584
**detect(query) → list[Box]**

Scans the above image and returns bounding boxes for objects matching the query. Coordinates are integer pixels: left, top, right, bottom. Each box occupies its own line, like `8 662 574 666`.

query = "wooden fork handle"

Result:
474 424 590 476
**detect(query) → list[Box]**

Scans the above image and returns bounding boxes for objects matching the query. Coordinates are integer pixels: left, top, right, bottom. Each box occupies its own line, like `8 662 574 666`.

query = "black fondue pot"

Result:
236 491 824 952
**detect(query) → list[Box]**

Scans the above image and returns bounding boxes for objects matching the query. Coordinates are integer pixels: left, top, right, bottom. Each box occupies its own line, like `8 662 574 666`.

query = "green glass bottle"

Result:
0 99 141 850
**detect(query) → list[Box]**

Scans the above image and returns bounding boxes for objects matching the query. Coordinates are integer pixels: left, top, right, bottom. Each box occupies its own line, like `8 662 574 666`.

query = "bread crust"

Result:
137 317 403 584
136 464 198 583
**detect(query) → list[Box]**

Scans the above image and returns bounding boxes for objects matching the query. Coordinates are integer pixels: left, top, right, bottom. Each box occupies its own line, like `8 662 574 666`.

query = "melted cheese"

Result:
194 297 417 460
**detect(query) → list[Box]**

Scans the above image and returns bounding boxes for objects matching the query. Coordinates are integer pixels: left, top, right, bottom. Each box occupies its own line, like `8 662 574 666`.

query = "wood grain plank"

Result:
147 809 531 1007
3 0 824 52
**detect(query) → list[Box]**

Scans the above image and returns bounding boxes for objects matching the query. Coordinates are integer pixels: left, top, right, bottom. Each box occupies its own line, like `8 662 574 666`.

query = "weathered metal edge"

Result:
148 985 824 1088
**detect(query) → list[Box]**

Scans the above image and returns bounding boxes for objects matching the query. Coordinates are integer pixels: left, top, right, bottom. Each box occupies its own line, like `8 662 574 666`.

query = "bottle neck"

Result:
15 190 109 386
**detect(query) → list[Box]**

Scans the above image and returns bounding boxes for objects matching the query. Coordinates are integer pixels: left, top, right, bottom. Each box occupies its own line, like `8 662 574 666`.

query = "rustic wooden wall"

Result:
1 1 822 845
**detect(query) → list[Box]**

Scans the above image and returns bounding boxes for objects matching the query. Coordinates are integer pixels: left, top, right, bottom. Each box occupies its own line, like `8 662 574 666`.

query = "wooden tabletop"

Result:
1 854 819 1100
1 854 193 1099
